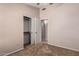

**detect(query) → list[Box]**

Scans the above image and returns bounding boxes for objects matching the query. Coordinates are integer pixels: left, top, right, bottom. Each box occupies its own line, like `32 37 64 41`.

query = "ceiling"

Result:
26 3 52 8
26 3 63 8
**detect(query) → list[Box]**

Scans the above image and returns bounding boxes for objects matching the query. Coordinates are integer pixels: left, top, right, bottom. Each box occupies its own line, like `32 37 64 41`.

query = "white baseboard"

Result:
48 43 79 52
3 48 24 56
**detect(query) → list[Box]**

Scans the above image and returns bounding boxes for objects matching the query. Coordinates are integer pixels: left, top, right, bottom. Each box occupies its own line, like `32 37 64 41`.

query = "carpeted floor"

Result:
9 43 79 56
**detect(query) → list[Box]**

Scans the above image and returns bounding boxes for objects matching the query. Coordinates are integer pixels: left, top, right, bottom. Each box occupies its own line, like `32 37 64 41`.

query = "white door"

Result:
31 17 41 44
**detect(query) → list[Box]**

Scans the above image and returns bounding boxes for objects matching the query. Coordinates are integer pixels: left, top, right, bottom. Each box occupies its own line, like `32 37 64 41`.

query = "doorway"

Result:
23 16 31 47
41 19 48 42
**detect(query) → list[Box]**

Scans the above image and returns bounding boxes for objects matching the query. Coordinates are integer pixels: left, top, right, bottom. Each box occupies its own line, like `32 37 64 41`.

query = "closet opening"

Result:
23 16 31 47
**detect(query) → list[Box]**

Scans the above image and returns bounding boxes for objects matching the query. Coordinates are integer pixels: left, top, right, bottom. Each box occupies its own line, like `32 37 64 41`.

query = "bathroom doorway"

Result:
41 19 48 42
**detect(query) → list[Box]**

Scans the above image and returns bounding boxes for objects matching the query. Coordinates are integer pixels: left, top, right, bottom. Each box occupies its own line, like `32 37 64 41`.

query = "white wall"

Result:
0 4 40 55
40 3 79 51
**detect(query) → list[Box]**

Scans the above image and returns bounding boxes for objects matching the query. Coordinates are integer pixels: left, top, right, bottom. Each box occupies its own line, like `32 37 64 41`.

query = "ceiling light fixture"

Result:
49 3 53 5
42 8 46 10
36 3 40 5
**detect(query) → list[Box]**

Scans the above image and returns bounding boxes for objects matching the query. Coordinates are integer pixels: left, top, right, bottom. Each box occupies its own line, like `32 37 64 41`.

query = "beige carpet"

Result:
9 43 79 56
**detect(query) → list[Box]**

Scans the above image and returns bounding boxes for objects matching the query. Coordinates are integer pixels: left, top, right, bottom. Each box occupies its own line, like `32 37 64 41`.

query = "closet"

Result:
23 16 31 46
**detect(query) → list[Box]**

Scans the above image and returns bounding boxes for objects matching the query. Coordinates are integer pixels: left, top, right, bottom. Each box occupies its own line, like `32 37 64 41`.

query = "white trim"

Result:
3 48 24 56
48 43 79 52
